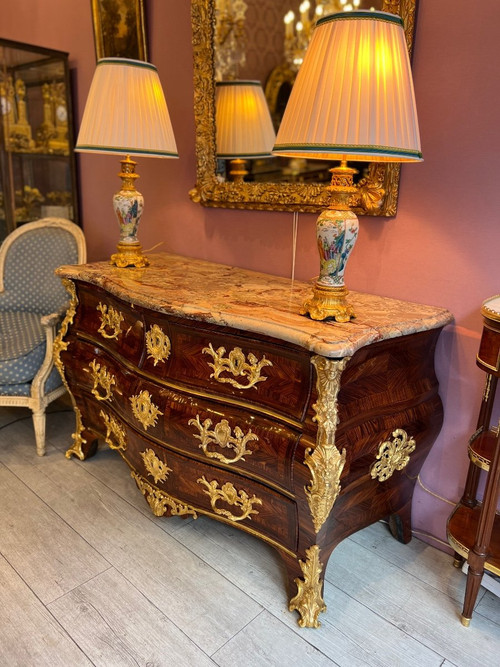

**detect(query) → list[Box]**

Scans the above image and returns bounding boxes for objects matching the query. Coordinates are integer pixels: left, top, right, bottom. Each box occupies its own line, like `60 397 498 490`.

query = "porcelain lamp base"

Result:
110 155 149 268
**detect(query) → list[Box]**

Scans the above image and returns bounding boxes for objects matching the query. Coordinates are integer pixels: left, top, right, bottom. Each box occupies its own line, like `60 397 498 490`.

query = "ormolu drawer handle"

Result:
99 410 127 451
145 324 171 365
97 302 124 339
130 390 163 431
202 343 272 390
370 429 416 482
189 415 256 464
85 359 118 402
197 476 262 522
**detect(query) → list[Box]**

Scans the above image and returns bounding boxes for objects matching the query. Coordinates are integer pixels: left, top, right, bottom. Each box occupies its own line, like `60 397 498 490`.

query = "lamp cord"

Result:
291 210 298 285
288 211 299 311
143 241 164 254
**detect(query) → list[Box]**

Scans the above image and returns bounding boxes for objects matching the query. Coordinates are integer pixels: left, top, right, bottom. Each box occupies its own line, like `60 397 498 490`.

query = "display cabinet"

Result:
0 38 79 242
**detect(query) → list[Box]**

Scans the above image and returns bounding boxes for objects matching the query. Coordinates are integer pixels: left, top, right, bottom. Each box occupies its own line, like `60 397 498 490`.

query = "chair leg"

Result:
32 409 46 456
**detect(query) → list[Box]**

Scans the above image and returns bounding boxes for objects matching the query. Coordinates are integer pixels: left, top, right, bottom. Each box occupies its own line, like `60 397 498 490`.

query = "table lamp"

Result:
273 10 422 321
216 80 276 182
75 58 178 268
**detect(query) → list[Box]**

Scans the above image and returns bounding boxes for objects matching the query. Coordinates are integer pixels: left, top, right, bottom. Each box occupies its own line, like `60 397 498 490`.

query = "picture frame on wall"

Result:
91 0 148 61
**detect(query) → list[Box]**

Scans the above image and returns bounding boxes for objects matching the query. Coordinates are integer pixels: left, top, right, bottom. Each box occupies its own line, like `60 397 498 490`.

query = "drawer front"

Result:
72 285 145 365
60 336 137 407
64 339 301 493
141 317 313 422
123 428 299 554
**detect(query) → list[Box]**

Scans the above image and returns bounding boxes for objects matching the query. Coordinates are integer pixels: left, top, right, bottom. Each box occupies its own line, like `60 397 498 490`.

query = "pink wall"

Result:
3 0 499 552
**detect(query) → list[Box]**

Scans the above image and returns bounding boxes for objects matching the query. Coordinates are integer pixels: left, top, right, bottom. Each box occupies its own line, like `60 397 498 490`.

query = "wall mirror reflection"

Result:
190 0 418 215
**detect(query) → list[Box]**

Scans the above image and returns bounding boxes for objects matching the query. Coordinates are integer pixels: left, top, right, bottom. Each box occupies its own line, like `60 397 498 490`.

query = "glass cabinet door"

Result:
0 38 79 242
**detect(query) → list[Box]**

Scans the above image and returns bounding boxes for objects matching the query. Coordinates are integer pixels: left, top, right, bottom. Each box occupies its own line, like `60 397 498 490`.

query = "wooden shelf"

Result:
448 503 500 576
468 429 499 471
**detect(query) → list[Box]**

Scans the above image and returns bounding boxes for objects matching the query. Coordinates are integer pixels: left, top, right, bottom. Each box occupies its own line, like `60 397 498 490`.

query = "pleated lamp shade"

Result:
216 81 276 159
273 10 422 163
75 57 178 159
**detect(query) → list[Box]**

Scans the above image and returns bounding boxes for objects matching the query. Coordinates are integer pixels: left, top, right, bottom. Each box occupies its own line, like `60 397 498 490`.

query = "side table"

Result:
447 295 500 626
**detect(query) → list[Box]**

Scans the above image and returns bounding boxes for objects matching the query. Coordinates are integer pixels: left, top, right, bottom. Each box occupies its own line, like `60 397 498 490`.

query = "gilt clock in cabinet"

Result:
447 295 500 626
0 38 79 242
54 253 452 628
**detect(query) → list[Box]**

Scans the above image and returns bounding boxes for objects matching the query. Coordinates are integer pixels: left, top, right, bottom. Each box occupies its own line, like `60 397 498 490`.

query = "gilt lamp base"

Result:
110 241 149 268
301 283 355 322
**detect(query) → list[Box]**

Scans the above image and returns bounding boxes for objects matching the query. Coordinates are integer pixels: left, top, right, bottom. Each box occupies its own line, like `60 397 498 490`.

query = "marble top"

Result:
482 295 500 322
57 253 453 358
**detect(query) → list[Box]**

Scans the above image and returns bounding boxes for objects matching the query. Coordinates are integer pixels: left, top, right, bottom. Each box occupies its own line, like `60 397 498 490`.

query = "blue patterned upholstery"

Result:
0 311 46 383
0 218 86 455
0 226 78 313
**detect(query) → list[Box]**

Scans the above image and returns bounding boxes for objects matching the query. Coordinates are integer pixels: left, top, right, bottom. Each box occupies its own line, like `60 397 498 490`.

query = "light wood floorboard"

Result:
0 402 498 666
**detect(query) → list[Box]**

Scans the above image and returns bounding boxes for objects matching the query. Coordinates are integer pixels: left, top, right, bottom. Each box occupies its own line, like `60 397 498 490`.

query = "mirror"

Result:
190 0 418 216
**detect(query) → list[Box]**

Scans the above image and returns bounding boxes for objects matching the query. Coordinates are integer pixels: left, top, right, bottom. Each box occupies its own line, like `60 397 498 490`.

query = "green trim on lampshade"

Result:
75 144 179 158
218 152 272 159
316 10 403 29
96 57 157 72
273 142 422 160
216 80 262 88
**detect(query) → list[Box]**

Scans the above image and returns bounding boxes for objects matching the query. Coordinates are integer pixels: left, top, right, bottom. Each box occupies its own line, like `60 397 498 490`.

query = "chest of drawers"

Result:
55 253 452 627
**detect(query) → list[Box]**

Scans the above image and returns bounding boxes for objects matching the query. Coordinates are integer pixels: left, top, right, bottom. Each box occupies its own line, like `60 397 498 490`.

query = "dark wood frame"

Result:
91 0 148 62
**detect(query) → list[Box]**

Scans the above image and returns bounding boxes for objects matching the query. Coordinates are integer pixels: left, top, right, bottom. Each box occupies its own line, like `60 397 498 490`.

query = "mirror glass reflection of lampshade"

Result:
216 80 276 181
76 57 178 268
273 10 422 321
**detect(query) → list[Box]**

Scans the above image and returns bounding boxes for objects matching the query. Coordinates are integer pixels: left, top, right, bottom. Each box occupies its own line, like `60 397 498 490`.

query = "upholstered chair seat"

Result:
0 218 86 455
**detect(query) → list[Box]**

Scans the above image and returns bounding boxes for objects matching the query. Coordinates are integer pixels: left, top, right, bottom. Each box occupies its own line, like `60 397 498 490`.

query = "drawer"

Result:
123 427 299 554
60 337 137 409
72 285 145 365
141 316 313 422
64 339 301 493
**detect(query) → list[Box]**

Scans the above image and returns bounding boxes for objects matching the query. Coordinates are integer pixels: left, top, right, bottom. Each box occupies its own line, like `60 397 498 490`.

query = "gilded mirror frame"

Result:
190 0 418 216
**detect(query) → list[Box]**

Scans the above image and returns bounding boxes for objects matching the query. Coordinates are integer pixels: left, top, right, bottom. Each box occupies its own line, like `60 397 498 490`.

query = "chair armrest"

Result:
40 303 69 329
32 305 69 399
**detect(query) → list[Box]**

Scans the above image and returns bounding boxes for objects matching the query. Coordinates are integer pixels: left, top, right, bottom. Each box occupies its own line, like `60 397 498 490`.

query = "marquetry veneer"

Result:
55 253 452 627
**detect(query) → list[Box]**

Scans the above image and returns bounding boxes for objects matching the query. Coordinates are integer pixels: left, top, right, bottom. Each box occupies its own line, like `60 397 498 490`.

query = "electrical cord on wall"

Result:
288 211 299 312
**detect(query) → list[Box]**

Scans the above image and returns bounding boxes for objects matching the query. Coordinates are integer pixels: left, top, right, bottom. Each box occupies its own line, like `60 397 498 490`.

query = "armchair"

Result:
0 218 86 455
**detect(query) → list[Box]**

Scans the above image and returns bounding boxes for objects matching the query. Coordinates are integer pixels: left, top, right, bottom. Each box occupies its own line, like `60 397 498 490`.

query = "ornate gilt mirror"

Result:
190 0 418 215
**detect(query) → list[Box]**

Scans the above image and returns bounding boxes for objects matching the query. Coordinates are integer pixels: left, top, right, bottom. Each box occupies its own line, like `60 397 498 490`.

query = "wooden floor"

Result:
0 400 499 667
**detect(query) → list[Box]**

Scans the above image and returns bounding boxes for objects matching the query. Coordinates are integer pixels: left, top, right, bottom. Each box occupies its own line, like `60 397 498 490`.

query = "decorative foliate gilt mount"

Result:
132 471 197 518
203 343 272 390
370 429 416 482
52 279 89 461
306 356 350 533
141 448 172 484
130 390 163 431
145 324 171 365
189 414 257 464
197 476 262 522
100 410 127 452
86 359 119 402
289 545 326 628
97 302 124 339
64 405 88 461
53 278 77 386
